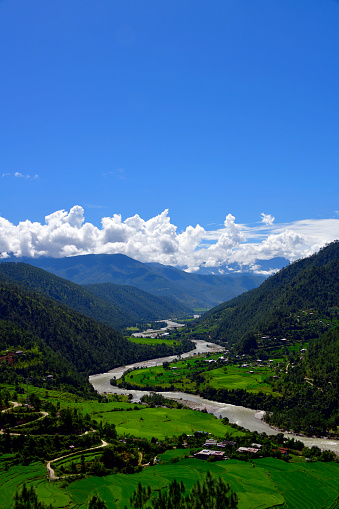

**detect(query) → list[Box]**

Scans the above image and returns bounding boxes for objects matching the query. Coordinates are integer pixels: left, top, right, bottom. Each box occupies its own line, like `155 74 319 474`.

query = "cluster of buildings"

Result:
194 439 290 461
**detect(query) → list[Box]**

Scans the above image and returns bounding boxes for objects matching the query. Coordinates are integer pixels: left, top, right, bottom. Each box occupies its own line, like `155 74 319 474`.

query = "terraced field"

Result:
0 462 70 509
65 457 339 509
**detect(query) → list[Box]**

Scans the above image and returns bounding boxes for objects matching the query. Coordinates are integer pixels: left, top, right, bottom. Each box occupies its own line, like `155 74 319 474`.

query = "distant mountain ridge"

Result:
7 254 266 308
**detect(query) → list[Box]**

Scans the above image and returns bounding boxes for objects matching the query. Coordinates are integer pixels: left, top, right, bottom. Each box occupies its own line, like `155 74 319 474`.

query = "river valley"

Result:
89 339 339 454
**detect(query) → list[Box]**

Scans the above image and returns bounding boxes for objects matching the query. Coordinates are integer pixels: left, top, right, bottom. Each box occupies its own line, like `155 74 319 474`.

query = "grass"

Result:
204 365 277 394
255 457 339 509
1 383 135 412
126 336 179 346
52 450 103 475
96 406 245 440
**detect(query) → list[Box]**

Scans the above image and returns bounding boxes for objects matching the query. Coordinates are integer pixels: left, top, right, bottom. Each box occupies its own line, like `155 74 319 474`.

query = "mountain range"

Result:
6 254 266 308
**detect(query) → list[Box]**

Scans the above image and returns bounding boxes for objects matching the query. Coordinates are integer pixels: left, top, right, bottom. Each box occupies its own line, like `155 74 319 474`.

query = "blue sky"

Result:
1 0 339 271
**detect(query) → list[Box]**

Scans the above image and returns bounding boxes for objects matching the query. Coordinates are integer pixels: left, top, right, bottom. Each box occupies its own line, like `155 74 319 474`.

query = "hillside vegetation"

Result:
85 282 191 322
201 241 339 345
0 263 190 329
0 279 193 393
192 242 339 434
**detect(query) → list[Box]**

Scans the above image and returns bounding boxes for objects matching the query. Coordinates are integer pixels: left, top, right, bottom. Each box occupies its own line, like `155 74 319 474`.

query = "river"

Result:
89 340 339 454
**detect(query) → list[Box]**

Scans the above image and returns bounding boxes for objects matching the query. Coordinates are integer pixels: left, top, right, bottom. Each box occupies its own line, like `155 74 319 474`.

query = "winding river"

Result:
89 340 339 454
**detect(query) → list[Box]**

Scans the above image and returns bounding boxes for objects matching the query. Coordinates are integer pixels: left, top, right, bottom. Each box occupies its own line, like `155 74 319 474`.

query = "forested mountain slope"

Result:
0 263 190 329
0 280 193 390
85 282 191 321
9 254 265 308
264 325 339 434
201 242 339 344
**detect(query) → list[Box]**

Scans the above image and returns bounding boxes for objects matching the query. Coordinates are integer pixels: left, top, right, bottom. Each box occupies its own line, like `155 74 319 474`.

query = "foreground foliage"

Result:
129 471 238 509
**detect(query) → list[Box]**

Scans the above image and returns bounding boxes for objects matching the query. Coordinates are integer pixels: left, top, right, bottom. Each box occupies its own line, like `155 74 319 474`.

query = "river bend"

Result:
89 340 339 454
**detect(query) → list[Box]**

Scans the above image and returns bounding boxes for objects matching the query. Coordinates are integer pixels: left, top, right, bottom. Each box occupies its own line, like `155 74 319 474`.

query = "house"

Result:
237 447 259 454
217 440 237 448
273 447 289 456
194 450 226 461
251 443 262 449
204 439 217 447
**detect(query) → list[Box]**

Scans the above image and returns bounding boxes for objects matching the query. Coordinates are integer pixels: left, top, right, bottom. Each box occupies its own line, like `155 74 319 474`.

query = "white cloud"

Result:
261 213 275 225
0 206 339 273
2 172 39 179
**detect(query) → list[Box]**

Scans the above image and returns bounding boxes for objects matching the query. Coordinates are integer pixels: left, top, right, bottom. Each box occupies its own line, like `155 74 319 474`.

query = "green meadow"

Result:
1 456 337 509
94 406 245 440
126 336 179 346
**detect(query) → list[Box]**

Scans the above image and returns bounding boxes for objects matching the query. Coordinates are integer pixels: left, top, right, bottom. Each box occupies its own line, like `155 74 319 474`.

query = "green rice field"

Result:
95 406 245 439
126 336 179 345
123 357 277 394
0 453 338 508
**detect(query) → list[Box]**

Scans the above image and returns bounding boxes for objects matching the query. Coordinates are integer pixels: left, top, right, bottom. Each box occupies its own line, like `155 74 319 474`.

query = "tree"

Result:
87 495 108 509
129 472 238 509
13 483 54 509
237 332 258 354
130 482 151 509
187 471 238 509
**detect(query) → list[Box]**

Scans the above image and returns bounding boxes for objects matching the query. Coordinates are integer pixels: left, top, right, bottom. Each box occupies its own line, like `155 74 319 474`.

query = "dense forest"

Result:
200 241 339 345
0 279 193 393
264 326 339 434
0 262 190 330
85 282 191 323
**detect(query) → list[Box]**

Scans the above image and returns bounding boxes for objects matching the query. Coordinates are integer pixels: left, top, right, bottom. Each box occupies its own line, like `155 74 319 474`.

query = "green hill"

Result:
85 282 191 322
0 263 191 329
200 241 339 345
0 279 193 393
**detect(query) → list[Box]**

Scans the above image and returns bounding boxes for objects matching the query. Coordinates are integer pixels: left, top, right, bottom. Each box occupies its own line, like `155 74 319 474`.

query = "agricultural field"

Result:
1 384 135 412
95 406 245 440
2 456 337 509
202 365 277 394
121 356 278 394
0 462 71 509
125 336 180 346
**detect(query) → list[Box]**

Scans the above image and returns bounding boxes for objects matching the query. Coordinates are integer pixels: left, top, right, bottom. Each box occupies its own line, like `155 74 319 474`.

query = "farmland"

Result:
93 406 245 440
1 455 338 509
119 356 278 395
126 336 180 346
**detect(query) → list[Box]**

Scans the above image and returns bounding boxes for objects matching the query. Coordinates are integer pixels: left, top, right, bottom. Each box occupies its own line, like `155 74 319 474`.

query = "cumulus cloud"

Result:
0 206 339 273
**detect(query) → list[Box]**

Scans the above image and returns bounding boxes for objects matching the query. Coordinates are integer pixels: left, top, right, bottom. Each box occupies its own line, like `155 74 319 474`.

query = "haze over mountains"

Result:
7 254 266 308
